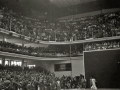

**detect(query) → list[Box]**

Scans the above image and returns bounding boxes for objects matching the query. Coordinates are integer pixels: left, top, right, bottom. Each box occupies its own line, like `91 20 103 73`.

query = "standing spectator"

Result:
81 77 87 89
56 78 61 90
27 81 35 90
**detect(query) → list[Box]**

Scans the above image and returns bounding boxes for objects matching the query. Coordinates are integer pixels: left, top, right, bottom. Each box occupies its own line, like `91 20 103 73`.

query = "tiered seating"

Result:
0 65 86 90
1 40 120 57
60 75 86 89
0 41 82 57
0 7 120 42
0 65 52 90
84 40 120 51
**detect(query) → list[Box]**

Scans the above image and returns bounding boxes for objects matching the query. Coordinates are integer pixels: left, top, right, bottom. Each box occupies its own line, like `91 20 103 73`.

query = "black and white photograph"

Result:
0 0 120 90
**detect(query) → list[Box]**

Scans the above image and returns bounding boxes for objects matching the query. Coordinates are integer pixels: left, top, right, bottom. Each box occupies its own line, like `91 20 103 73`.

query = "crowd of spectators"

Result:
0 65 86 90
0 65 55 90
0 41 82 57
1 6 120 56
1 6 119 90
84 40 120 51
60 75 86 89
1 40 120 57
0 7 120 42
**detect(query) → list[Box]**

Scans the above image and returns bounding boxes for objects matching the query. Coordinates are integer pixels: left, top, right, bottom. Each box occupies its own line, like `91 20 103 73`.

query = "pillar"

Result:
22 39 24 49
22 42 24 47
3 35 5 42
22 59 24 70
25 61 28 67
69 45 72 77
2 57 5 66
24 62 27 67
8 59 12 66
22 39 24 69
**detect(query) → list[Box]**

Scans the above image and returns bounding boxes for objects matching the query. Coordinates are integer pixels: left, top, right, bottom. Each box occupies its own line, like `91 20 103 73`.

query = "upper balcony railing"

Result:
0 51 82 60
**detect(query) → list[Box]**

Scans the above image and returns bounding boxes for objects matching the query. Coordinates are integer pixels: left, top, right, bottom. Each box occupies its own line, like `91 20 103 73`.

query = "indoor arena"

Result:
0 0 120 90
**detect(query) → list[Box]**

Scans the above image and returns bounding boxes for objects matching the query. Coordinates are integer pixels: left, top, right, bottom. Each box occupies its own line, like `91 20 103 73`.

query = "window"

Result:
0 60 2 64
16 62 22 66
54 63 71 71
11 61 21 66
5 61 8 65
27 65 36 69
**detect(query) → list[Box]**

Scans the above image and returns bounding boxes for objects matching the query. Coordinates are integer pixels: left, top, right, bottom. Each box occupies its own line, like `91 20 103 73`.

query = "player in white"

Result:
91 77 97 89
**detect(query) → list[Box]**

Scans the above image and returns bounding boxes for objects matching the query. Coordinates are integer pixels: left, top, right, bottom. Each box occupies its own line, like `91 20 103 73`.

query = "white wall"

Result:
27 56 84 77
71 59 84 77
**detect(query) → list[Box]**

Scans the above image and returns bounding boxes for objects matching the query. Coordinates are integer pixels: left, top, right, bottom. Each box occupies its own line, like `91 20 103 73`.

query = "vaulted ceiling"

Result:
50 0 97 7
0 0 120 19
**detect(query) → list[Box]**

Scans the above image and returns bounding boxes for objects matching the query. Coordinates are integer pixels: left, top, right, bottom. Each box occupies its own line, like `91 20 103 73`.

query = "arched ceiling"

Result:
0 0 120 19
50 0 97 7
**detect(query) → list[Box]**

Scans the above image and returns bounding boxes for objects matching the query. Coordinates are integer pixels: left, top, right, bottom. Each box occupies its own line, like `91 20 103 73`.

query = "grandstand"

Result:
0 0 120 90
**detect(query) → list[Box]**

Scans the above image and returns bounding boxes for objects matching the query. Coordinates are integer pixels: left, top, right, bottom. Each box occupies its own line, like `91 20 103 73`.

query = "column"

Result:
3 35 5 42
24 62 27 67
75 45 77 51
22 59 24 70
26 61 28 67
22 38 24 69
22 39 24 51
2 57 5 66
83 43 85 51
8 59 11 66
69 45 72 77
55 32 56 41
22 42 24 47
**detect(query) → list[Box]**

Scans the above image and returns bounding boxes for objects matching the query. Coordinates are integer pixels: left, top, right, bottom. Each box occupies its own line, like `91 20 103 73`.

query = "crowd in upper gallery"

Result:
0 40 120 57
84 40 120 51
0 7 120 57
0 7 120 42
0 41 83 57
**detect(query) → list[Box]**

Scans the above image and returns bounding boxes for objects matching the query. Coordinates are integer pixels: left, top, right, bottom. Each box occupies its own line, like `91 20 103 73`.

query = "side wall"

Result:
27 56 84 77
84 50 120 88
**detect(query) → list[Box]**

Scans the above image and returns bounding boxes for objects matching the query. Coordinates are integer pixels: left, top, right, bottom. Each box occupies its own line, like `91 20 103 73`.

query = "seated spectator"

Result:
1 6 120 42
